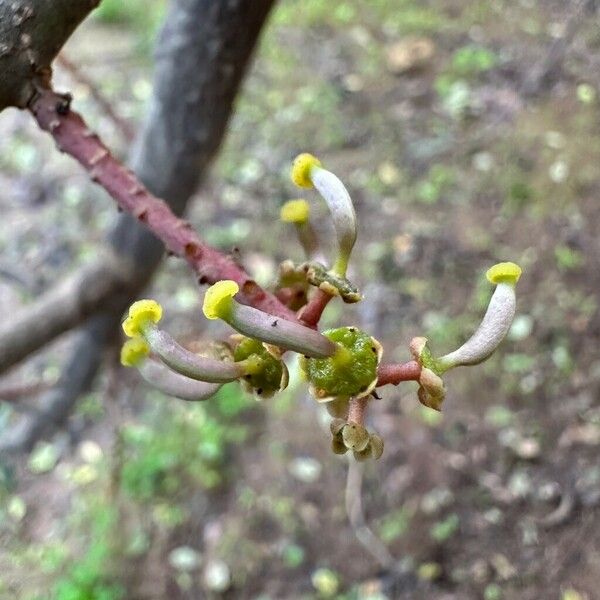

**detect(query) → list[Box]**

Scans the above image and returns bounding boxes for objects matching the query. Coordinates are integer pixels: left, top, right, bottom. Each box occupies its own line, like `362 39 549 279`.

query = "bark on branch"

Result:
0 0 99 111
29 86 296 322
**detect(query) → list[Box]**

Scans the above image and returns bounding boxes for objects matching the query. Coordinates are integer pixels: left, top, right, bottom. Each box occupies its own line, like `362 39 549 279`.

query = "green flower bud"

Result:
233 337 289 399
301 327 382 403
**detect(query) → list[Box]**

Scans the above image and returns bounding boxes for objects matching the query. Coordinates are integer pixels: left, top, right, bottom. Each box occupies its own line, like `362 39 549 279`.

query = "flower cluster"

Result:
330 419 384 461
120 153 523 461
407 262 522 410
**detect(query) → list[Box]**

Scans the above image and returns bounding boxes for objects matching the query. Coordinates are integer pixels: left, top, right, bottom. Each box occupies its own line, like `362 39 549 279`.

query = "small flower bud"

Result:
122 299 163 337
276 262 309 310
331 438 348 455
120 337 150 367
417 367 446 411
233 337 288 399
342 423 370 452
369 434 385 460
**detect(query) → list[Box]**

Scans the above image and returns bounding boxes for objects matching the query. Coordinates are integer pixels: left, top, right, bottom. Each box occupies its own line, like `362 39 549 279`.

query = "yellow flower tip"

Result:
120 338 150 367
280 199 310 224
202 280 239 320
486 262 522 286
291 153 322 188
122 299 163 337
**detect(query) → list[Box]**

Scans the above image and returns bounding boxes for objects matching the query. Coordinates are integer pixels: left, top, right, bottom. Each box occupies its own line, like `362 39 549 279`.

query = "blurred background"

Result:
1 0 600 598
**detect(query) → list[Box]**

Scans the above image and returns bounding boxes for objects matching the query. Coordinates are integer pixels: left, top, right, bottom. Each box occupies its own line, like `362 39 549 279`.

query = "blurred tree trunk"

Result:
0 0 276 451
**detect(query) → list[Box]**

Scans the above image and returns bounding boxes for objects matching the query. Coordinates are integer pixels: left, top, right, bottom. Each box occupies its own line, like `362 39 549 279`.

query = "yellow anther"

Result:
122 299 163 337
280 199 310 224
291 153 322 188
202 280 239 320
120 337 150 367
486 262 522 286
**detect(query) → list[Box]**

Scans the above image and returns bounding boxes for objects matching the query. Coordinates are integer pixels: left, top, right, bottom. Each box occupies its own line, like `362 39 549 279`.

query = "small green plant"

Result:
95 0 165 30
435 44 497 118
451 45 497 76
94 0 166 54
120 386 250 500
52 507 124 600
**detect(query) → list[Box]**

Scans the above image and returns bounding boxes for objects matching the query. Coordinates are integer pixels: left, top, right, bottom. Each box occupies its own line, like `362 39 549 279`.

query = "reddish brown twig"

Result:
298 289 333 328
57 54 135 141
29 86 297 322
376 360 421 387
347 396 368 425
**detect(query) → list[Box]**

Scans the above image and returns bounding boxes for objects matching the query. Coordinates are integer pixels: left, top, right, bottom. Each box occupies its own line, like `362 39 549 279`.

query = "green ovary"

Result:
303 327 379 398
234 337 284 397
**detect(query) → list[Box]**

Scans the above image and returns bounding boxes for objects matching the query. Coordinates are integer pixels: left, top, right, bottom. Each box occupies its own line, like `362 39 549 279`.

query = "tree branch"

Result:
29 86 296 322
376 361 421 387
0 251 132 374
0 379 49 404
298 289 333 327
0 316 114 453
